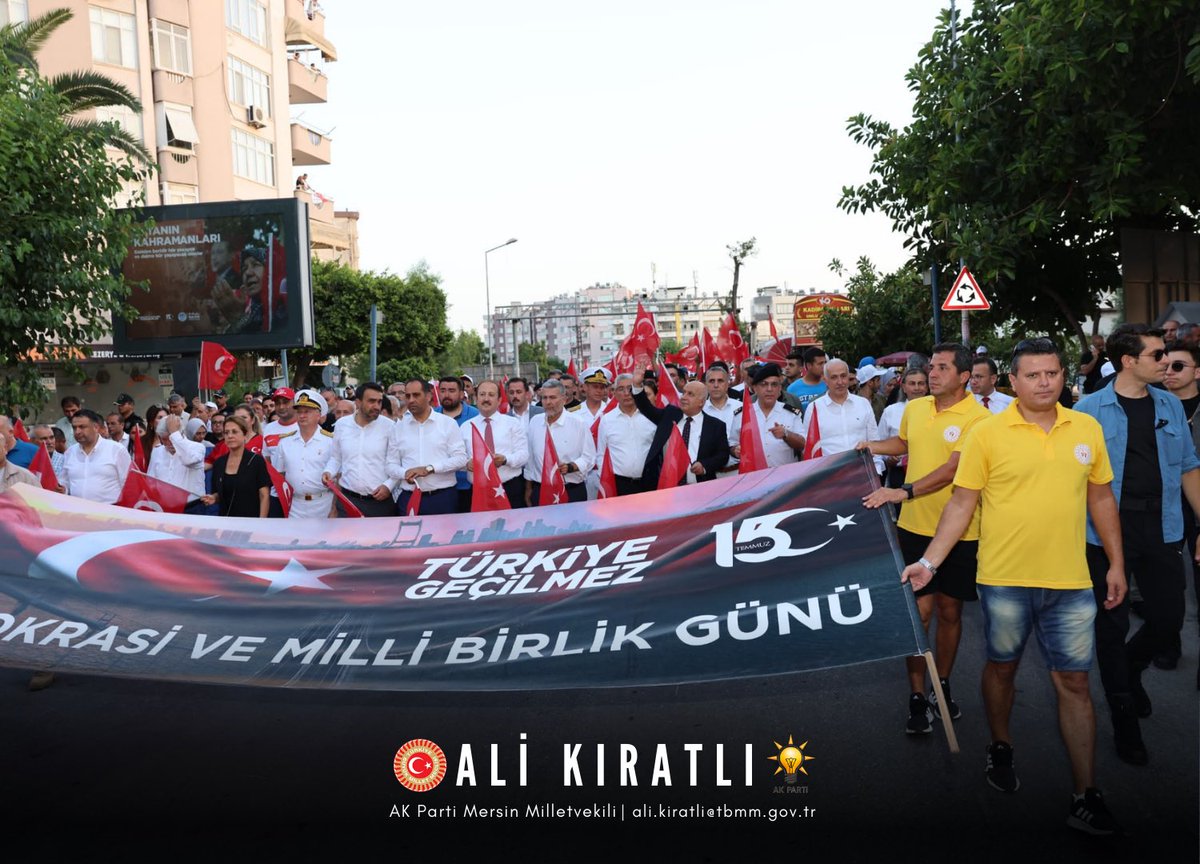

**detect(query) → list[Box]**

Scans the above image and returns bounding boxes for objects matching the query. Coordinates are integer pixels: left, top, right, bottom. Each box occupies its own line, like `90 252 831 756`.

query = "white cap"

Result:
857 363 885 384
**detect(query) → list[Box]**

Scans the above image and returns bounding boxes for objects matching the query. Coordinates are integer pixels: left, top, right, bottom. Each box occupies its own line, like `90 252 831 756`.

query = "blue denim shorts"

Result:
978 585 1096 671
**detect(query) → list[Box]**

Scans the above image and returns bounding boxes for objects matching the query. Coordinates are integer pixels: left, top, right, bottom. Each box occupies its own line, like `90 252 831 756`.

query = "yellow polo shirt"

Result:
897 394 991 540
953 401 1113 590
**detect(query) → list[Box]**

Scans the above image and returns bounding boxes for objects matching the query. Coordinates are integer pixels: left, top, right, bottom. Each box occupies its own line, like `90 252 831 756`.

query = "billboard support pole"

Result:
280 349 289 389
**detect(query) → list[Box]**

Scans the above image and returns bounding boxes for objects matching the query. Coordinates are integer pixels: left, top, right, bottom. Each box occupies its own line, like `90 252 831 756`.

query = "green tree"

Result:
0 50 149 413
816 258 935 362
839 1 1200 348
436 329 487 376
518 342 566 374
2 9 150 162
286 258 375 387
376 262 452 365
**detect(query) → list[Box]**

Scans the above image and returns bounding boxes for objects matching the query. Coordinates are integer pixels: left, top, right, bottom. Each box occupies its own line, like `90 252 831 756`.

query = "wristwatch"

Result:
918 557 938 576
902 483 915 500
425 464 434 474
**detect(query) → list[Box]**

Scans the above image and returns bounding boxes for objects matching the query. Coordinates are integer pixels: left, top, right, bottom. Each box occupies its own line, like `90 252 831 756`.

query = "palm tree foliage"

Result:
1 7 151 162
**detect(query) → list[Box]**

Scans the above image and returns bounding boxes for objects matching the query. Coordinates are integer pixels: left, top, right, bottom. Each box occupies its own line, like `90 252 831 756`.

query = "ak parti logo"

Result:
393 739 448 792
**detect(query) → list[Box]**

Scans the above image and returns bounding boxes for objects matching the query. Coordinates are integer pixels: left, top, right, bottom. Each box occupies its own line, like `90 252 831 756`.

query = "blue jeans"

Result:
979 585 1096 671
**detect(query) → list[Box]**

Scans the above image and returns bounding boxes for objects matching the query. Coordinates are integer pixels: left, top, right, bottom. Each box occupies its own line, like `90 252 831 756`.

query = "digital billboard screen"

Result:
112 198 314 354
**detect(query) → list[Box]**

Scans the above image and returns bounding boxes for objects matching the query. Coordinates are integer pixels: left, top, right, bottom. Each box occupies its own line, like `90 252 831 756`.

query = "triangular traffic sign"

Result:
942 266 990 311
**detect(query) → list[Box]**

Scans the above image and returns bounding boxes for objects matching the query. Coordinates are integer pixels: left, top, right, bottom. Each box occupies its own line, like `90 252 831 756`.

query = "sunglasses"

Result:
1139 349 1167 362
1169 360 1195 373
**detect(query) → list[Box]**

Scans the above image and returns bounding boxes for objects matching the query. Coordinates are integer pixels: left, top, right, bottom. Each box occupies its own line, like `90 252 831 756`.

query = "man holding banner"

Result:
462 381 528 509
274 389 336 519
860 343 990 735
525 379 593 505
902 338 1126 836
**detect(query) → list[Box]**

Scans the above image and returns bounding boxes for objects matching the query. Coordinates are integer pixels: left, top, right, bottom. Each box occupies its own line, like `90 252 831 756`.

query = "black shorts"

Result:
897 526 979 601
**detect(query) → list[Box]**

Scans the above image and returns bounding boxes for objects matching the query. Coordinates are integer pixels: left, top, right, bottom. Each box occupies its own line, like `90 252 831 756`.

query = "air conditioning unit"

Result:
246 105 267 128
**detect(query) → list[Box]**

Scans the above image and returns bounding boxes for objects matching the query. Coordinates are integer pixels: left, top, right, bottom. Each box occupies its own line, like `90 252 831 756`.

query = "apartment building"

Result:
23 0 356 267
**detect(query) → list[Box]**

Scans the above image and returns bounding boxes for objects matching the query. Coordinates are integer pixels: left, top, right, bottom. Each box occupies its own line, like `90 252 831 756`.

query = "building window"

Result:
163 183 199 205
89 6 137 69
0 0 28 27
227 56 271 115
95 105 143 142
226 0 267 47
156 102 199 150
152 20 191 75
231 128 275 186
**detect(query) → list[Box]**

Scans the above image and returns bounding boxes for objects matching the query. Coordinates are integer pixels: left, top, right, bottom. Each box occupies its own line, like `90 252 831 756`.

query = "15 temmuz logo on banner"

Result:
710 508 855 567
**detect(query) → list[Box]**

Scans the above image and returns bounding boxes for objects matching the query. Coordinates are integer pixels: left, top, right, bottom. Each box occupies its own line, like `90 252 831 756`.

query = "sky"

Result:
299 1 961 336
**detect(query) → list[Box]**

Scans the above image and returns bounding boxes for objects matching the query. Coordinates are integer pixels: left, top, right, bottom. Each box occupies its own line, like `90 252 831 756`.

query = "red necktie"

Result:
484 417 496 453
982 396 990 409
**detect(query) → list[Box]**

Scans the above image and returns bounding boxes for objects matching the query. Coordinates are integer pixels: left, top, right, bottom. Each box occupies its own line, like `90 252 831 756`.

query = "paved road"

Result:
2 596 1196 859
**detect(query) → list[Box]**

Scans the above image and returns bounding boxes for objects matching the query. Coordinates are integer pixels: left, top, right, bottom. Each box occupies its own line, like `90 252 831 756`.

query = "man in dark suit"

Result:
632 364 730 489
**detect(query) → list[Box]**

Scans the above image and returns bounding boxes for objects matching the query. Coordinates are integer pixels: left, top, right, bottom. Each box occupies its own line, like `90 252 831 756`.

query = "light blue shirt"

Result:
1075 383 1200 544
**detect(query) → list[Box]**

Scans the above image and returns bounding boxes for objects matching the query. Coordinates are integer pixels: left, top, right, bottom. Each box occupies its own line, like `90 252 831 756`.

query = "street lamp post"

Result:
485 238 518 380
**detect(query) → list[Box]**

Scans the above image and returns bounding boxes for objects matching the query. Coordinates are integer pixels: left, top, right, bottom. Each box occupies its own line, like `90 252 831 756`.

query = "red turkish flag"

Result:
470 424 511 512
598 447 617 499
264 459 292 516
666 333 702 376
701 327 719 370
12 418 29 442
116 469 189 514
324 477 364 517
28 444 58 491
498 376 511 415
768 309 779 341
405 487 422 516
131 430 149 473
590 396 618 446
657 360 681 408
538 426 567 506
657 424 690 490
738 387 768 474
199 341 237 390
431 379 441 407
612 302 660 375
566 358 577 379
802 402 823 460
715 314 749 367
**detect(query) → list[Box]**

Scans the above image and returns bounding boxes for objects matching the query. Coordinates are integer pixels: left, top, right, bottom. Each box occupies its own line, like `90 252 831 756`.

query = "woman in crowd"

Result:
202 414 270 518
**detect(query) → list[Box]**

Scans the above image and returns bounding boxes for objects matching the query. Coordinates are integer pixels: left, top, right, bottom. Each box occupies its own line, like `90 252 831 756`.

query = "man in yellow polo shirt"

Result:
902 338 1126 836
860 343 990 734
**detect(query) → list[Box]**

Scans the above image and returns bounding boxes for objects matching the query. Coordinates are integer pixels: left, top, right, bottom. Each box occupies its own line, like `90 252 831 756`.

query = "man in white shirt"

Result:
322 382 396 517
275 389 336 519
389 378 468 516
463 380 529 508
147 415 208 512
597 373 657 495
803 359 880 455
262 387 300 517
505 377 543 426
61 409 131 504
971 357 1014 414
525 379 595 505
730 363 807 467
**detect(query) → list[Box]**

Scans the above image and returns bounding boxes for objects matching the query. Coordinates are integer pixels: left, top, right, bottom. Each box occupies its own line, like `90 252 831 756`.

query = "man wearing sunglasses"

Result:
1161 344 1200 675
1075 323 1200 768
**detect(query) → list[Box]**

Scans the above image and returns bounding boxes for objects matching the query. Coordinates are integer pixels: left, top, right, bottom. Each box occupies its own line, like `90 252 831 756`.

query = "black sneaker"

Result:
1067 788 1120 836
929 677 962 721
906 693 933 734
985 741 1020 792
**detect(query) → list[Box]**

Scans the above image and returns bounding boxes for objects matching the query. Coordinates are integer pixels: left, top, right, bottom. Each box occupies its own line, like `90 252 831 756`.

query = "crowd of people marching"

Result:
4 319 1200 837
